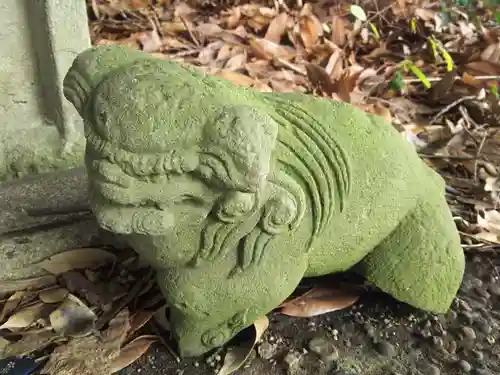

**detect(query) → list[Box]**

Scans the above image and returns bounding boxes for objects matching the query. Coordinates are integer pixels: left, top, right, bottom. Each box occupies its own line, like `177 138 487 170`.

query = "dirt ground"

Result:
119 251 500 375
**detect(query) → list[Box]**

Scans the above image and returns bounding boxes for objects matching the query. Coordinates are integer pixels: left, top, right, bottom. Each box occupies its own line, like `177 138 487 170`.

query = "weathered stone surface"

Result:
0 1 90 181
0 168 102 281
63 45 466 358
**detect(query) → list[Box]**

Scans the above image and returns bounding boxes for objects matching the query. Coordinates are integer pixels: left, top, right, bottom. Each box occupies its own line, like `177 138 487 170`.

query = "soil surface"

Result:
120 251 500 375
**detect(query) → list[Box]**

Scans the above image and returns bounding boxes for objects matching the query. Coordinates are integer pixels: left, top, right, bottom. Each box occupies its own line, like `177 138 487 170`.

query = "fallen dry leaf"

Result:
278 287 360 317
128 310 156 337
195 23 224 38
333 71 353 103
264 12 289 43
225 6 242 29
481 43 500 64
0 291 25 322
224 52 248 71
471 230 500 244
305 63 336 97
35 248 116 275
60 270 111 311
136 30 163 53
465 60 500 76
477 210 500 237
325 49 344 81
40 309 130 375
0 275 56 295
357 101 393 124
0 302 46 330
299 14 322 51
49 294 97 337
39 287 69 304
217 316 269 375
110 335 158 373
1 330 60 359
331 15 347 47
0 337 8 358
462 72 482 87
248 37 295 61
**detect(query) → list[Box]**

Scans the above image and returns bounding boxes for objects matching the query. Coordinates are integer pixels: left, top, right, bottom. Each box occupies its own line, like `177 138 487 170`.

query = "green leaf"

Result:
407 64 432 89
368 22 380 40
490 83 499 99
350 5 367 22
428 37 439 61
409 17 417 34
389 71 405 91
428 36 455 72
439 47 455 72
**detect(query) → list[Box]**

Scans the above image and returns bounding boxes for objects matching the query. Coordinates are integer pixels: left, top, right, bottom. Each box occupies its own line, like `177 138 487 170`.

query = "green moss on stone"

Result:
63 45 465 357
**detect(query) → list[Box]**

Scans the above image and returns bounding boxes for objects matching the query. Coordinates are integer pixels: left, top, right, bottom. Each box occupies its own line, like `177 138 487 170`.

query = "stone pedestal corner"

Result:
0 0 91 181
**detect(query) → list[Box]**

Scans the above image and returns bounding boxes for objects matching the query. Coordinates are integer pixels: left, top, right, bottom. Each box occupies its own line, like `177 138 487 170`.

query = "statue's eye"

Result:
178 194 206 207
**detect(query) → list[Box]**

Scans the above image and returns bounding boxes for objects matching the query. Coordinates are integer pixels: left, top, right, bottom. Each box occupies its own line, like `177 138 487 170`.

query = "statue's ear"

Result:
199 105 279 193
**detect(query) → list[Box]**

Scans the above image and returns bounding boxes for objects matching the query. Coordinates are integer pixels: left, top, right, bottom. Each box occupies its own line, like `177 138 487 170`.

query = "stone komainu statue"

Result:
63 45 465 357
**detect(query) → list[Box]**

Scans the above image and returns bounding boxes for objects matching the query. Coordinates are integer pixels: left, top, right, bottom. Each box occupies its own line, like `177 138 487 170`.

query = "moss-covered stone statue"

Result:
63 45 465 357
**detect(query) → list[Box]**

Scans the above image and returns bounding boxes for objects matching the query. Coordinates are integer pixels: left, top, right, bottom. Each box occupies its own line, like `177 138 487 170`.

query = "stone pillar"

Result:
0 0 91 181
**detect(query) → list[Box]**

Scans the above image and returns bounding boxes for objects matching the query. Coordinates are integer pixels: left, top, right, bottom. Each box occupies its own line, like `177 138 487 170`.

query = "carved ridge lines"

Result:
269 102 351 239
283 118 335 234
284 104 351 212
273 126 323 239
274 101 351 218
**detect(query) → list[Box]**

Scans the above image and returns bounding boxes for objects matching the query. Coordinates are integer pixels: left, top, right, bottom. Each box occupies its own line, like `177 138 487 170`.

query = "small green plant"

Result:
401 60 432 89
389 71 405 91
428 36 455 72
350 4 381 40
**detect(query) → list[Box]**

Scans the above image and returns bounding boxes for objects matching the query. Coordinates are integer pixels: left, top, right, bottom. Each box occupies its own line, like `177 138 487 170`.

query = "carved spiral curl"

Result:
86 128 200 177
214 191 257 224
131 209 175 236
260 190 298 235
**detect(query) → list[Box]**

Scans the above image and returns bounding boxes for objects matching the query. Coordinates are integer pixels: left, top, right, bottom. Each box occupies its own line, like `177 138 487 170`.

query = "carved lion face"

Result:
85 151 224 267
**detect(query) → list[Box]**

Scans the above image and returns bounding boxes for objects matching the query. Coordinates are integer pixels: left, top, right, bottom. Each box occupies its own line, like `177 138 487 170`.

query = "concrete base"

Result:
0 126 85 181
0 0 91 181
0 168 122 281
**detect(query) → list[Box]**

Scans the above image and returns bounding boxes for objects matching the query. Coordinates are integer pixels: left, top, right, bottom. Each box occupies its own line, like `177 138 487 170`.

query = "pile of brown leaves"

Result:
0 248 165 374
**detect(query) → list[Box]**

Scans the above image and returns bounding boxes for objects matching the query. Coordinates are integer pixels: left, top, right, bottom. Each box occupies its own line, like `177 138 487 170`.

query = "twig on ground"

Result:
419 153 480 161
429 95 476 125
